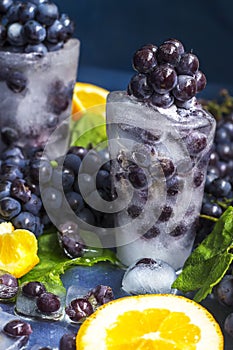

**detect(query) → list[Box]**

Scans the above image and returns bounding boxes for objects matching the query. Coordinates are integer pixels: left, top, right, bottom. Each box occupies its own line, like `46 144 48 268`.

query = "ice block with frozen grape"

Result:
106 39 216 269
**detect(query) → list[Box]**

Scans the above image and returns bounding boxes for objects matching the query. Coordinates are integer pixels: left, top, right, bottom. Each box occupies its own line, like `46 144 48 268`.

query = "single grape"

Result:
36 292 61 314
156 42 181 65
201 202 222 218
47 19 66 44
0 272 18 299
177 53 199 75
195 70 207 92
67 146 88 160
88 285 114 305
24 42 48 54
10 178 31 203
59 13 75 41
172 75 197 101
0 181 12 199
214 275 233 306
22 281 46 297
18 1 36 23
59 333 76 350
63 153 81 176
132 46 157 73
36 2 59 26
12 211 39 232
24 19 46 44
65 298 93 322
23 193 42 215
60 235 85 258
150 91 174 108
65 191 84 212
128 165 147 189
6 70 27 93
127 73 153 101
224 313 233 338
5 1 21 23
0 0 13 14
163 38 185 55
3 319 32 337
0 196 21 219
149 64 177 94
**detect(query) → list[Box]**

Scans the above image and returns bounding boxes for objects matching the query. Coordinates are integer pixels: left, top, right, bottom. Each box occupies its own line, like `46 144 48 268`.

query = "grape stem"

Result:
199 214 218 222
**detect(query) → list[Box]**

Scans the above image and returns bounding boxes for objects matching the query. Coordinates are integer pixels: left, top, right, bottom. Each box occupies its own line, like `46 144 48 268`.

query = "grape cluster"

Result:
0 144 115 237
196 113 233 242
65 284 114 322
128 39 206 109
0 0 74 53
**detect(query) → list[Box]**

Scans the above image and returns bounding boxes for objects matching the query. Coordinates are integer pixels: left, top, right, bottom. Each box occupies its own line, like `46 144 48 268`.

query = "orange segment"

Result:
0 222 39 278
76 294 223 350
72 82 109 120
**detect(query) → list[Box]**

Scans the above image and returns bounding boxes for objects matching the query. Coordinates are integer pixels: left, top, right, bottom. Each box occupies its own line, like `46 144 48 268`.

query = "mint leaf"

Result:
70 112 107 148
172 206 233 302
20 232 120 294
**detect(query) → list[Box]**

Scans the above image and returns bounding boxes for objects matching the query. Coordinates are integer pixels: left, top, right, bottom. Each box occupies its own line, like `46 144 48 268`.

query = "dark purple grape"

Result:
45 40 63 52
193 169 204 187
59 333 76 350
73 173 94 196
132 47 157 73
143 225 160 239
5 1 22 23
149 64 177 94
61 235 85 258
18 1 36 23
47 19 66 44
159 157 175 178
177 53 199 75
214 275 233 306
150 91 174 108
0 272 18 299
24 19 46 44
195 70 206 92
128 165 147 189
12 211 43 235
37 292 61 314
36 2 59 26
96 169 111 192
22 281 46 297
68 146 88 160
156 42 181 65
23 193 42 215
62 167 75 192
163 38 185 55
0 196 21 219
185 131 207 155
208 178 231 198
127 73 153 101
201 202 222 218
158 205 173 222
224 313 233 338
10 178 31 203
63 154 81 175
59 13 75 41
3 319 32 337
172 75 197 101
65 191 84 212
88 285 114 305
77 207 96 226
65 298 93 322
139 43 157 53
6 70 27 93
216 142 233 161
47 79 70 114
0 0 13 13
80 149 102 175
169 223 186 237
1 127 19 146
127 204 142 218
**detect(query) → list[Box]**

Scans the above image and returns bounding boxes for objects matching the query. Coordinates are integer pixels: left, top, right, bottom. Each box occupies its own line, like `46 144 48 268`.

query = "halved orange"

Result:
72 82 109 120
0 222 39 278
76 294 223 349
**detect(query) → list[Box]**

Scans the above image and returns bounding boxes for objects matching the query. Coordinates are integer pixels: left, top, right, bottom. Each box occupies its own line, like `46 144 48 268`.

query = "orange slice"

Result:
0 222 39 278
76 294 223 349
72 82 109 120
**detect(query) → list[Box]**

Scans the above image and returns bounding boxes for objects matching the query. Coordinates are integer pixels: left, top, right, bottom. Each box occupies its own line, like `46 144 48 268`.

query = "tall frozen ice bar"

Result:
106 39 216 269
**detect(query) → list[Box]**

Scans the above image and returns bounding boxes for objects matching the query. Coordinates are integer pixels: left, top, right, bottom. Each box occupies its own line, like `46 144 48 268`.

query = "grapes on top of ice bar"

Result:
128 38 206 109
0 0 75 54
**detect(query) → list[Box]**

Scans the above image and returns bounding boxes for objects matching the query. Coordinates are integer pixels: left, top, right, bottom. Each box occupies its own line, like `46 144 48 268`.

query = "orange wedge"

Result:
76 294 223 349
0 222 39 278
72 82 109 121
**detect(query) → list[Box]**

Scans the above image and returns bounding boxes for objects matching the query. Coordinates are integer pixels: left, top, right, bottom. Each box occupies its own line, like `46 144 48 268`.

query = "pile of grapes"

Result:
0 0 74 53
127 38 207 109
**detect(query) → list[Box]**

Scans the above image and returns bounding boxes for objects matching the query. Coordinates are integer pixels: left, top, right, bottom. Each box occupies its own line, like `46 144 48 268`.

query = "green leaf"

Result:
70 112 107 149
19 231 120 295
172 206 233 302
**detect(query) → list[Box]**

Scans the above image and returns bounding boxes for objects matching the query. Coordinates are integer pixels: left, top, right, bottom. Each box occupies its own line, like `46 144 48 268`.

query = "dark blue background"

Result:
56 0 233 95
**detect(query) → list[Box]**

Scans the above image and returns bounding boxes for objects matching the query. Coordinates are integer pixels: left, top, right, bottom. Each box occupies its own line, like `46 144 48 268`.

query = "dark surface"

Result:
55 0 233 88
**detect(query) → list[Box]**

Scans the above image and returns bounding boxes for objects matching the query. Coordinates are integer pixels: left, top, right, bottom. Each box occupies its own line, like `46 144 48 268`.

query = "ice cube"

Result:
122 258 177 295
